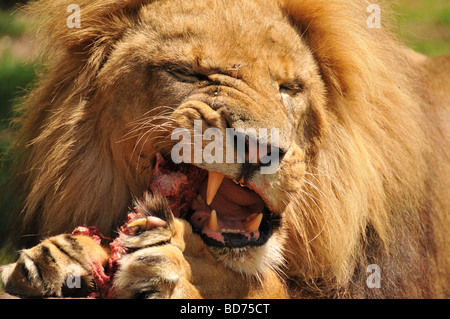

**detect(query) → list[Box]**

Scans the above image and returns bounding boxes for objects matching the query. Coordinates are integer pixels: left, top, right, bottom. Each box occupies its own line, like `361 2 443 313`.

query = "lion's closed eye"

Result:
170 70 210 83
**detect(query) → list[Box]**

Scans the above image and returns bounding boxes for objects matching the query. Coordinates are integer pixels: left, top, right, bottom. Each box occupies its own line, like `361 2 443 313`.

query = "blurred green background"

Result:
0 0 449 265
395 0 450 56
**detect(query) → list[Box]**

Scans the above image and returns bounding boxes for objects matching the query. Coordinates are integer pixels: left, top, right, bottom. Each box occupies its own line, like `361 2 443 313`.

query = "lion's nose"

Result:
171 75 292 176
232 132 286 182
236 144 286 183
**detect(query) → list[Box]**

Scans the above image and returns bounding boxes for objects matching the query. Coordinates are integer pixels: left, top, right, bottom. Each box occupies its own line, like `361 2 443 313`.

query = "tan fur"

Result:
113 218 286 298
4 0 449 298
2 215 286 298
1 235 108 297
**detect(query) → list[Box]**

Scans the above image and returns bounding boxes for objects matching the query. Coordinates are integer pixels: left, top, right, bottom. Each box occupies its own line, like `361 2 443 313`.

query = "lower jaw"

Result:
190 209 275 248
205 232 285 277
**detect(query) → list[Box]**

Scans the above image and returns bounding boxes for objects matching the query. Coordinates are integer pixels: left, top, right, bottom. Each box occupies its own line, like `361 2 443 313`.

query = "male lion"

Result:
1 0 449 298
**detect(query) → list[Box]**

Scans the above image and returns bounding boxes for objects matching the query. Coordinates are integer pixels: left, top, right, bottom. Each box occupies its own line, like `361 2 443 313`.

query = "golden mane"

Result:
13 0 154 238
281 0 449 297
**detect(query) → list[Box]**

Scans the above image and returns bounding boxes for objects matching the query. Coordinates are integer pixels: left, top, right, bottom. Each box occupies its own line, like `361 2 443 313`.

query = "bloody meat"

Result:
73 154 205 298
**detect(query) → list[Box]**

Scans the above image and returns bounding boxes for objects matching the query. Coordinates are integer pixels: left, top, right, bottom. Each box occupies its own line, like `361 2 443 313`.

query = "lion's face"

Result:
85 0 325 274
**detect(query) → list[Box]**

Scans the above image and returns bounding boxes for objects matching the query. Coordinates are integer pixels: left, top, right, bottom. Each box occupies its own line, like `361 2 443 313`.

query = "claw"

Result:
127 218 147 230
127 216 167 231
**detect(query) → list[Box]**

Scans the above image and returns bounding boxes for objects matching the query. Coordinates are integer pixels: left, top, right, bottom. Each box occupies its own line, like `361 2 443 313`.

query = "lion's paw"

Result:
109 193 200 299
111 242 195 298
1 234 108 298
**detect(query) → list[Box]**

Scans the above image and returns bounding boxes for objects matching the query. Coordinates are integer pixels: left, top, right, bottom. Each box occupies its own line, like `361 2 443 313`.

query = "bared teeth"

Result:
205 211 263 233
243 213 263 232
207 209 219 231
206 171 225 205
232 178 248 189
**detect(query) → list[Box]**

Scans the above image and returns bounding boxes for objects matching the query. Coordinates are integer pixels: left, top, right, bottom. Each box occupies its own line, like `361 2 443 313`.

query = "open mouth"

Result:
148 153 276 248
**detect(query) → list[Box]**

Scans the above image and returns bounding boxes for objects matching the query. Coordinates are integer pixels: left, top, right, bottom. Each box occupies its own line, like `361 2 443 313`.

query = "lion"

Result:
1 0 449 298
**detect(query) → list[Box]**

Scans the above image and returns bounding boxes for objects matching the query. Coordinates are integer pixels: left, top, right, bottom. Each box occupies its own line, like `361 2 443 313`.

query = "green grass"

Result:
0 51 35 127
394 0 450 57
0 7 36 130
0 9 29 37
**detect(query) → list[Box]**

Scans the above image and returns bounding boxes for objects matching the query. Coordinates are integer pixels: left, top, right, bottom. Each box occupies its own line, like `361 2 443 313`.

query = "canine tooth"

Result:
207 210 219 231
206 171 225 205
243 213 263 232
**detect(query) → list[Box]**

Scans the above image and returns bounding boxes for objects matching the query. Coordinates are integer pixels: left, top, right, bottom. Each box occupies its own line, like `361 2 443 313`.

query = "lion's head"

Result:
9 0 448 297
94 0 330 276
